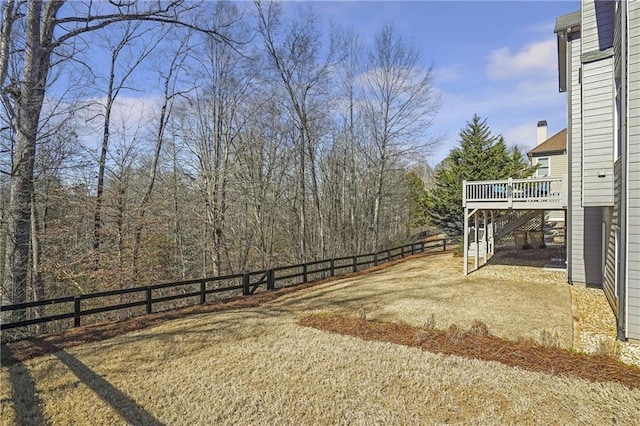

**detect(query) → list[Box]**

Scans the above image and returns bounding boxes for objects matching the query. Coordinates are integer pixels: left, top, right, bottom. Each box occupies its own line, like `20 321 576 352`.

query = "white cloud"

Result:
504 122 537 153
485 39 556 80
433 64 464 83
80 95 162 138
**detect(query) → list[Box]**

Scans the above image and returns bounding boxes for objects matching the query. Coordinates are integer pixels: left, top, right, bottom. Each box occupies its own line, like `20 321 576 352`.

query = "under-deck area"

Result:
462 176 568 275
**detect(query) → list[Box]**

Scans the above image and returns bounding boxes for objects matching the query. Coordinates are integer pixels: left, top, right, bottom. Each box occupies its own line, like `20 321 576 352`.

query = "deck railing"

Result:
463 176 567 208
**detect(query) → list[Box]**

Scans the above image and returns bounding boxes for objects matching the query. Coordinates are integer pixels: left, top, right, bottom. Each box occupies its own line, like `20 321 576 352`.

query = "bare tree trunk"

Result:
170 142 186 279
2 1 62 322
93 81 114 269
372 157 386 250
116 184 126 271
306 131 325 258
298 130 307 261
30 193 44 326
132 93 171 283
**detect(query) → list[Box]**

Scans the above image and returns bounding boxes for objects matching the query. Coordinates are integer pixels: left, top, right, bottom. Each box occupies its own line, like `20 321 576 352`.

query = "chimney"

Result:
537 120 548 145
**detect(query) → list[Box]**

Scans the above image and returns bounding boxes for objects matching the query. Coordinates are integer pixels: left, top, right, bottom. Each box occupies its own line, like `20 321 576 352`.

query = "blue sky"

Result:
60 1 580 170
308 0 580 166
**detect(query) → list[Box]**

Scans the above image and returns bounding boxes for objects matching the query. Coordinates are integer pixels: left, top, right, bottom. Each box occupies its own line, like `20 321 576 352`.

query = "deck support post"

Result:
490 210 495 255
474 210 479 270
463 207 469 275
483 210 488 264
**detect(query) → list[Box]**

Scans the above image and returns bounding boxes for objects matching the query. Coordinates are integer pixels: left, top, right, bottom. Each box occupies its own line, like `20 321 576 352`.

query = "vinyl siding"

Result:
531 153 567 180
581 57 614 206
569 33 588 284
627 0 640 339
567 21 603 286
582 0 615 52
550 153 568 222
603 162 620 314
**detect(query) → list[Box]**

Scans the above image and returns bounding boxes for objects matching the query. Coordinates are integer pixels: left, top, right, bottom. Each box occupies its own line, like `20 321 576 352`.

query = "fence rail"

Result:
1 237 458 334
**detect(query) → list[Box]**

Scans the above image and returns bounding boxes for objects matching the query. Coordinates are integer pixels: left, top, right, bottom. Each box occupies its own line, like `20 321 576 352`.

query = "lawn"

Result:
2 253 639 425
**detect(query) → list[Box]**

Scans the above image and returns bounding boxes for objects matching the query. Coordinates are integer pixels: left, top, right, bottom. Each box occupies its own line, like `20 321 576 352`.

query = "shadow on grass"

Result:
1 344 46 425
30 339 162 425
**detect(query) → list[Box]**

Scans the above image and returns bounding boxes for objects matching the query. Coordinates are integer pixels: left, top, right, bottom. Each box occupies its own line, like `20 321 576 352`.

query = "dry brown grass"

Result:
2 253 639 425
268 254 574 346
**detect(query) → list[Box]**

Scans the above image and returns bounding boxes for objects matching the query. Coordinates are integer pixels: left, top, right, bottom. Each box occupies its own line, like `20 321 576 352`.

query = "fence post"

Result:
74 296 81 327
421 242 425 253
443 239 447 251
303 263 308 283
330 259 335 276
243 273 250 296
146 287 153 314
373 252 378 266
267 269 275 291
387 249 391 262
401 245 405 258
411 244 415 255
353 256 357 272
200 280 206 304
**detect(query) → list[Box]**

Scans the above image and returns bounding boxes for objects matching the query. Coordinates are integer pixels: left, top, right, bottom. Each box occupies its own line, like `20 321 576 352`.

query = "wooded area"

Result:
0 1 440 325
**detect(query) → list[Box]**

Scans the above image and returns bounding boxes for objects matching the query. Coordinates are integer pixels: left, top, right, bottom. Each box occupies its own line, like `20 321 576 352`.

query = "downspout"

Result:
618 0 628 341
565 29 574 284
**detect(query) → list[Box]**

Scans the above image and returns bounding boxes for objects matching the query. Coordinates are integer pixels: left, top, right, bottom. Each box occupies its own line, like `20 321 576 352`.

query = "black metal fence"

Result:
1 237 457 334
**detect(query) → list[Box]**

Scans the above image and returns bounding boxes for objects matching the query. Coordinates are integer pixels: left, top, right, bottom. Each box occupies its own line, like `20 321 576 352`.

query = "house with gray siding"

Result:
555 0 640 342
462 0 639 343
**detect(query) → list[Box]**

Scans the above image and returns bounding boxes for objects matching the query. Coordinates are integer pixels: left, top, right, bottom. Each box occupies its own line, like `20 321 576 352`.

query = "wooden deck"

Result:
463 176 567 210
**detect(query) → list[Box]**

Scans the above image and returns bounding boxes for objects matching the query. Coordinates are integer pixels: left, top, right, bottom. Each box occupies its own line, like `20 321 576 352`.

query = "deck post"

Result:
474 210 479 270
462 180 467 208
463 207 469 275
490 210 495 255
483 210 488 264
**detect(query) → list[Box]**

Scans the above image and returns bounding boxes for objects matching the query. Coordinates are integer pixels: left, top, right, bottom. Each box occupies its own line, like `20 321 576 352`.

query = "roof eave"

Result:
555 10 581 93
528 149 567 157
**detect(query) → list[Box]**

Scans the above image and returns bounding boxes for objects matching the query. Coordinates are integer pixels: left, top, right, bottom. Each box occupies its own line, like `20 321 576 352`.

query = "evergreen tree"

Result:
405 170 429 228
425 115 535 236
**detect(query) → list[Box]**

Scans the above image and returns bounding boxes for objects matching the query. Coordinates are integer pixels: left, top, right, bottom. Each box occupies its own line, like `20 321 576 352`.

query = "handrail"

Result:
463 175 567 207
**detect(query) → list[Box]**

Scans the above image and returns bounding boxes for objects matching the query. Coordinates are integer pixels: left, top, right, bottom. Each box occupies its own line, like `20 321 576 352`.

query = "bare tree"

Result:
0 0 234 321
256 0 335 260
361 24 440 249
92 22 165 269
176 2 254 276
131 35 192 284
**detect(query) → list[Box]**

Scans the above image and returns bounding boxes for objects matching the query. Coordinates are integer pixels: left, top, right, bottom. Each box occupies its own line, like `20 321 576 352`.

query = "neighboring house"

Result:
555 0 640 341
528 124 567 180
528 124 568 223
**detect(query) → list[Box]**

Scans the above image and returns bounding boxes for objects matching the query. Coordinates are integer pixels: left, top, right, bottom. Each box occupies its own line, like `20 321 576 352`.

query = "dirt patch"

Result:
299 314 640 390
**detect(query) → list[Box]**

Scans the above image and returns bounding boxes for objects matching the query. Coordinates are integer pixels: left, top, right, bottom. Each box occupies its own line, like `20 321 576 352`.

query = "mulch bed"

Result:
1 252 440 367
298 315 640 390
